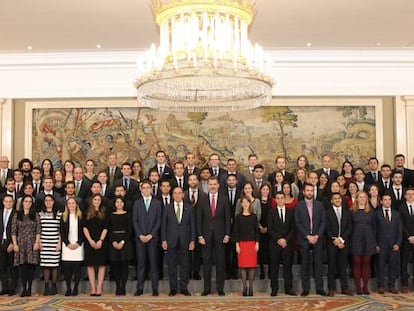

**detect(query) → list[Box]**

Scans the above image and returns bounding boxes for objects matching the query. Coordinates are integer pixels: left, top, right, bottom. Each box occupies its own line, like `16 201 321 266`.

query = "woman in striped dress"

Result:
39 194 62 295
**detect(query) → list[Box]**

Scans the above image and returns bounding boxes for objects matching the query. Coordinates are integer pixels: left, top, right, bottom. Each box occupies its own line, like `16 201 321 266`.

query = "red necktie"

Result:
211 194 216 217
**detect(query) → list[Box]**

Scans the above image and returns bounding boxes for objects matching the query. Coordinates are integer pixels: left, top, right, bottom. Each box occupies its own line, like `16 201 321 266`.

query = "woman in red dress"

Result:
233 196 260 296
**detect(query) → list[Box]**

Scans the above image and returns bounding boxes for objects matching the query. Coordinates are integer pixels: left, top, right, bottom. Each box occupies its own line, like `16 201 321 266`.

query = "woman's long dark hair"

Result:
41 194 59 219
17 194 36 221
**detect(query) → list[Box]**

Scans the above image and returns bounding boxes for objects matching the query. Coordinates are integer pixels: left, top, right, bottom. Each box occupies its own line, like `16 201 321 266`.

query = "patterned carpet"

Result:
1 292 414 311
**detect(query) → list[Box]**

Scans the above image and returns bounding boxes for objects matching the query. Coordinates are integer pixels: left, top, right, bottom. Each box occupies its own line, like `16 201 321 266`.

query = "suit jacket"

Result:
0 207 16 249
219 172 245 191
151 165 174 180
393 167 414 188
325 205 352 244
112 177 141 202
209 167 227 178
0 169 14 191
295 199 326 245
298 187 324 201
375 207 402 249
161 202 195 249
34 191 62 212
184 167 200 178
376 179 393 195
170 175 189 191
132 197 162 240
267 170 295 186
364 170 382 185
197 191 231 243
316 168 340 181
56 196 84 213
399 201 414 240
267 207 295 244
223 187 241 221
60 216 84 246
73 178 92 202
385 187 405 210
104 166 122 186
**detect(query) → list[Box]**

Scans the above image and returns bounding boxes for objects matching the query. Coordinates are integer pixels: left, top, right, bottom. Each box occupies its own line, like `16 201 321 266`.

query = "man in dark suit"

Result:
170 161 188 191
298 171 324 201
0 195 17 295
364 157 381 186
73 167 91 202
0 156 14 192
161 187 195 296
393 154 414 188
377 164 393 195
104 153 122 187
151 150 173 180
219 159 245 191
184 153 200 178
400 187 414 293
18 158 32 183
197 176 231 296
251 164 267 197
0 179 18 209
268 156 295 185
208 153 227 177
112 163 141 202
387 171 405 210
325 193 353 296
267 191 296 296
34 176 61 212
96 171 111 199
148 169 162 200
132 181 162 296
316 154 340 181
184 174 206 280
354 168 370 192
295 183 327 296
31 167 43 196
375 193 402 294
56 181 84 212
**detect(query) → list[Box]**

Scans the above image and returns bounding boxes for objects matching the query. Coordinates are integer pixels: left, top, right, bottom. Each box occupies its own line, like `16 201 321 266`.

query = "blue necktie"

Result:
145 199 150 212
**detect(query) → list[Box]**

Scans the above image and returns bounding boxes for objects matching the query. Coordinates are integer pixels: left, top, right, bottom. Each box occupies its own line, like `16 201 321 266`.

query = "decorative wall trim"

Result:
1 50 414 98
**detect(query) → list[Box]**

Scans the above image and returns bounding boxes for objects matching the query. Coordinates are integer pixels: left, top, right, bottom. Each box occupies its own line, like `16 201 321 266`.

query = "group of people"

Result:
0 151 413 298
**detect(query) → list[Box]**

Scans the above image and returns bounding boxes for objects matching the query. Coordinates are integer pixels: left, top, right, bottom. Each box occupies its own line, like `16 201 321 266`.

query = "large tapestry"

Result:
31 104 376 172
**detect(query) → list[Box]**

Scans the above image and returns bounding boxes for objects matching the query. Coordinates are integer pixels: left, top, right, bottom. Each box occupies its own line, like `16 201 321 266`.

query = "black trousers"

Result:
167 239 190 291
62 261 81 290
190 240 202 277
111 261 129 290
401 241 414 287
269 243 293 293
202 239 226 292
0 246 17 292
327 244 349 291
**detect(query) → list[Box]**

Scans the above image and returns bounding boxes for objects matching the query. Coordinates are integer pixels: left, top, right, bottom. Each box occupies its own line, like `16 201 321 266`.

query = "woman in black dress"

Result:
108 196 133 295
258 183 271 279
83 193 108 296
233 196 260 296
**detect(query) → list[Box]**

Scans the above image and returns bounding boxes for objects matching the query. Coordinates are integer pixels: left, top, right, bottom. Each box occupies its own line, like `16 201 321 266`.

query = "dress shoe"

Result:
231 274 238 280
341 290 354 296
226 274 231 280
201 291 210 296
26 289 31 297
51 283 57 295
134 289 143 296
260 271 265 279
242 288 248 296
389 288 398 294
152 289 159 296
71 288 78 296
65 289 71 296
285 291 296 296
270 290 277 296
401 286 409 293
301 290 309 297
218 290 225 296
248 288 253 296
44 283 50 296
378 287 384 294
328 290 335 297
169 290 177 296
193 273 201 280
180 289 191 296
0 290 9 295
8 290 15 296
316 290 328 296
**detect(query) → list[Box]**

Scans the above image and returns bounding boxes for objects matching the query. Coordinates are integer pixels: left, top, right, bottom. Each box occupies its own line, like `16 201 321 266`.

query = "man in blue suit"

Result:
375 193 402 294
132 180 162 296
161 187 195 296
295 183 327 296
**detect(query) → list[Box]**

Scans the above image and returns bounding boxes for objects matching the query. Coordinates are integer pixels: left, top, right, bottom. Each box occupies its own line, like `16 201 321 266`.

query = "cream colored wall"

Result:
12 97 396 169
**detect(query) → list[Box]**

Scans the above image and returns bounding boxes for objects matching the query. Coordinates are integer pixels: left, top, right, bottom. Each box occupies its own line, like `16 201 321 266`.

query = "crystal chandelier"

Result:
135 0 273 112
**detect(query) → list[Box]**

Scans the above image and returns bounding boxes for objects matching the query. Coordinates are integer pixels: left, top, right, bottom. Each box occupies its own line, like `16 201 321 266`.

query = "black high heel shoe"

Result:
242 287 247 296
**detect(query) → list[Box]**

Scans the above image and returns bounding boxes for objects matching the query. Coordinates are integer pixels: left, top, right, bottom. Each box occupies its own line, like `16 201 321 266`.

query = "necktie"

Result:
16 183 20 192
34 183 38 194
229 189 234 205
165 197 168 206
2 210 10 239
410 205 413 217
145 199 150 212
75 182 80 196
152 185 156 196
385 209 390 224
396 188 400 200
256 180 261 190
110 168 115 185
314 187 317 199
211 194 216 217
189 168 193 174
191 191 196 206
178 178 182 188
214 168 217 176
384 181 388 189
306 201 313 233
326 169 330 176
176 203 181 223
1 170 6 186
124 178 129 190
335 207 341 236
159 166 163 176
373 171 377 182
279 208 284 223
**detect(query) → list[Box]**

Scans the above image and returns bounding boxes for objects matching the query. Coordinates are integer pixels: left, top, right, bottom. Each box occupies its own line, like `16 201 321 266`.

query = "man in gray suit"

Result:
161 187 195 296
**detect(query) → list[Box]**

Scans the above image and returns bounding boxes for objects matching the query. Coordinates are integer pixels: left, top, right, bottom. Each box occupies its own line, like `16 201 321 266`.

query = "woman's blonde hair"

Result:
351 191 371 213
62 197 82 222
